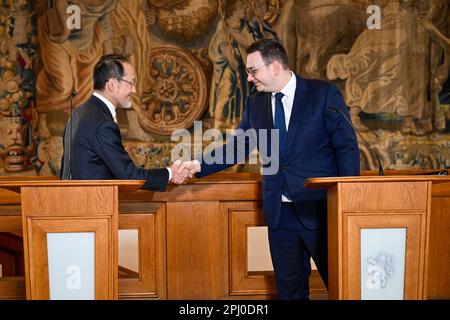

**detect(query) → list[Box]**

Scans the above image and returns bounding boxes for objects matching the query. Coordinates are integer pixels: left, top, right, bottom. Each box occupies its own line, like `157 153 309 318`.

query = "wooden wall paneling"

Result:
0 188 21 205
166 201 228 299
0 205 24 299
118 203 167 299
0 215 22 233
0 232 24 276
228 201 276 297
425 188 450 299
0 251 15 276
117 173 262 203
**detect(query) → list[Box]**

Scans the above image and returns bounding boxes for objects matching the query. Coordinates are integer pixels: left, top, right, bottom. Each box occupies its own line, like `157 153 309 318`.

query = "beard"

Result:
121 98 133 109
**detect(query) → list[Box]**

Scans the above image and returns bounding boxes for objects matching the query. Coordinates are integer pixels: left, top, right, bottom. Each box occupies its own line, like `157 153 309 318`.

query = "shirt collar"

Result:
93 91 116 121
272 71 296 99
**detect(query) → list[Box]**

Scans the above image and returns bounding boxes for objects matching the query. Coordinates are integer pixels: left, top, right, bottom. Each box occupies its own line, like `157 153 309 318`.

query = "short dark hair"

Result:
246 39 289 69
93 54 128 90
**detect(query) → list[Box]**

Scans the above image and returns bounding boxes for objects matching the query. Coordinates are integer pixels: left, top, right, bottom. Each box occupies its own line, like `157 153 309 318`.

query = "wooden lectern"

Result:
0 179 143 300
305 175 450 300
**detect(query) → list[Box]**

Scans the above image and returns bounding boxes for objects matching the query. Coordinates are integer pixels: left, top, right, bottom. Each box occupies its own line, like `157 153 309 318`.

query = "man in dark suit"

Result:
181 39 360 299
61 54 187 190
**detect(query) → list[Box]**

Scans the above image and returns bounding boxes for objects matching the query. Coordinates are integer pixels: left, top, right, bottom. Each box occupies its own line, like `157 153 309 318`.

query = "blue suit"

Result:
197 75 360 299
61 95 169 191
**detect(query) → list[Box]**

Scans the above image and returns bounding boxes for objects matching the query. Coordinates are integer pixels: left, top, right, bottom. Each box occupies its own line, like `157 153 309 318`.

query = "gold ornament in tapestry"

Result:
138 46 209 135
146 0 218 43
0 0 36 176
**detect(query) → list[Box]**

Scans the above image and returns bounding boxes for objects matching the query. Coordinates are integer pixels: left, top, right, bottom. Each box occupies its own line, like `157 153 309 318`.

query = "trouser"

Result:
268 202 328 300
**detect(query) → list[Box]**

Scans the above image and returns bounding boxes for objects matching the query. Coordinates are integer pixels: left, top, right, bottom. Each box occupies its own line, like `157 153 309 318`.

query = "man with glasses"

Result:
181 39 360 299
61 54 188 189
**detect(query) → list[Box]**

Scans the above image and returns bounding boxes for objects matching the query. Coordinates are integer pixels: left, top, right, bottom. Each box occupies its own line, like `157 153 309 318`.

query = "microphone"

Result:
68 90 77 179
328 107 384 176
63 90 77 179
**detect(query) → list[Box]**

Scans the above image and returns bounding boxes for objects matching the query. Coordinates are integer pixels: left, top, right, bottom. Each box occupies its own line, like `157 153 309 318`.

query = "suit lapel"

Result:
90 95 115 122
286 75 310 150
262 93 274 130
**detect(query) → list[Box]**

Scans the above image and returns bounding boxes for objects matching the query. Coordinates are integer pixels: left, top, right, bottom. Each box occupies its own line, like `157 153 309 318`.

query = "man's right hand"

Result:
169 160 189 184
169 160 201 184
177 160 201 178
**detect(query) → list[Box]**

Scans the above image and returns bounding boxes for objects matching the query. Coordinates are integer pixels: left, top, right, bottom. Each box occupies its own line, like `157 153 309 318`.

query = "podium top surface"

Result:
0 173 262 194
0 178 146 193
305 175 450 188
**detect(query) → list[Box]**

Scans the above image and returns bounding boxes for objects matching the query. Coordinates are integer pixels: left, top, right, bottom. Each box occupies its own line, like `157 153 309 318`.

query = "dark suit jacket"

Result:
197 75 360 230
60 95 169 191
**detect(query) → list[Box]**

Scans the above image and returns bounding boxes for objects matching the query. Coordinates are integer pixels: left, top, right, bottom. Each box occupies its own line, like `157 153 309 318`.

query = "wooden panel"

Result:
432 181 450 197
0 232 24 276
0 251 16 276
345 214 426 300
0 215 22 232
20 185 119 300
21 186 116 217
25 218 114 299
119 202 163 213
361 169 450 176
309 270 328 300
119 183 262 202
0 188 21 205
327 184 342 300
0 277 25 299
166 201 227 299
425 196 450 299
118 205 167 299
228 202 276 296
341 182 428 211
0 205 21 216
306 175 450 189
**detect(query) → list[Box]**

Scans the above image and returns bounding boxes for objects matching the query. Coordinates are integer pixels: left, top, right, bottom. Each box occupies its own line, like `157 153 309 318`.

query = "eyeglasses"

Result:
118 78 137 87
245 62 270 77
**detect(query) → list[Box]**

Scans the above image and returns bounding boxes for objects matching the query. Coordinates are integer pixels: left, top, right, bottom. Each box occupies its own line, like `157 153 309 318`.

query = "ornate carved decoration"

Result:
146 0 218 43
263 0 282 25
138 46 208 136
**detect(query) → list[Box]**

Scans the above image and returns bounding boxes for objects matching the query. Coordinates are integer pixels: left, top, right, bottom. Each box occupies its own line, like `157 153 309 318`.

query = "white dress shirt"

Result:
271 71 296 129
271 72 296 202
92 91 172 180
93 91 117 123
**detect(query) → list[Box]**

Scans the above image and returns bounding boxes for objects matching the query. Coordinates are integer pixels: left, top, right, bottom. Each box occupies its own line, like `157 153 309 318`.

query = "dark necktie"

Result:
274 92 287 156
274 92 292 200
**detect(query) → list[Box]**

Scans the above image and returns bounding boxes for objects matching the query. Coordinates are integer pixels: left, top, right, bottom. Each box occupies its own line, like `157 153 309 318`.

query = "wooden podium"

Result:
305 175 450 300
0 179 142 300
1 174 448 300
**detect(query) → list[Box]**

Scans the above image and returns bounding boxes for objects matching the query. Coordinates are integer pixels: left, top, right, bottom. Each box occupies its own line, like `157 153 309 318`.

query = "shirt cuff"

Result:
167 167 172 181
193 159 201 168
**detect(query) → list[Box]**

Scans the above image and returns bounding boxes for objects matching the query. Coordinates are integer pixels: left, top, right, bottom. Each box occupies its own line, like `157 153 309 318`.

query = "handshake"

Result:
169 159 201 184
